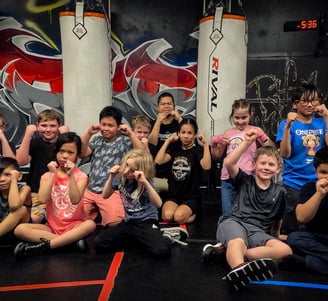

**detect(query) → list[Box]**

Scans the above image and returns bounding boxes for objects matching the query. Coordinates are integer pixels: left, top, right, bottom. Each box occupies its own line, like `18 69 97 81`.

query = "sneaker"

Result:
222 258 278 291
201 242 225 265
14 238 51 259
161 227 189 246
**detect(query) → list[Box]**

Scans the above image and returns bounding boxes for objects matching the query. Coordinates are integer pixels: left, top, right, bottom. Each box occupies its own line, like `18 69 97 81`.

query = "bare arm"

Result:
135 171 162 208
0 130 15 159
279 112 297 158
296 178 328 223
120 124 144 149
225 129 257 180
80 124 100 158
198 134 211 170
65 162 87 205
8 170 31 210
102 165 120 199
154 133 177 165
38 161 57 204
148 113 166 146
16 124 37 165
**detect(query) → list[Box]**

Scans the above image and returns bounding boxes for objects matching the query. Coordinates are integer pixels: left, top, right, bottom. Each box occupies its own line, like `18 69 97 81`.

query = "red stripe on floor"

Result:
98 251 124 301
0 280 104 292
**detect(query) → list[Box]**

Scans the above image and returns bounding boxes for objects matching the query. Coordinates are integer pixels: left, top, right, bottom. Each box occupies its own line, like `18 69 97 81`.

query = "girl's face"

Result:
316 163 328 180
232 108 251 130
56 142 78 168
122 158 138 180
37 119 60 142
178 124 196 148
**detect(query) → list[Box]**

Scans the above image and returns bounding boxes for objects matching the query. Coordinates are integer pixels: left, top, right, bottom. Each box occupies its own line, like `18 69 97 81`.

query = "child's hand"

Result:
157 112 169 123
197 134 208 145
10 170 21 181
64 160 75 176
110 165 120 175
210 134 228 147
169 110 182 122
88 124 101 135
134 170 146 183
169 133 179 143
26 124 37 137
316 178 328 195
47 161 58 173
286 112 298 126
314 104 328 118
244 128 257 142
120 124 132 136
140 137 149 145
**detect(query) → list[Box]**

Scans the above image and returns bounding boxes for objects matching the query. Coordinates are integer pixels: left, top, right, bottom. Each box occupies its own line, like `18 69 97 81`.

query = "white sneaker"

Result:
161 227 189 246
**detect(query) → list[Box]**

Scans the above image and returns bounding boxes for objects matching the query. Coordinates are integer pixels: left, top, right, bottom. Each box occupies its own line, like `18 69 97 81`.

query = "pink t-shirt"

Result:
221 128 257 180
42 167 88 235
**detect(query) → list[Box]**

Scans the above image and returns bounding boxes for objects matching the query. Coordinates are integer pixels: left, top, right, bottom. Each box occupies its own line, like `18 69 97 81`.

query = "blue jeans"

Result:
220 180 236 215
287 231 328 274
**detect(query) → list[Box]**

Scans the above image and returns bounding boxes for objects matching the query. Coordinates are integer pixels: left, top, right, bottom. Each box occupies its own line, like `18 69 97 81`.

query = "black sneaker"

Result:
201 242 225 265
14 238 51 259
222 258 278 291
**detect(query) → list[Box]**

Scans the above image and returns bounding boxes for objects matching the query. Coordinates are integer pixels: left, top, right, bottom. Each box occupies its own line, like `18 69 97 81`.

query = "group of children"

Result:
1 85 328 291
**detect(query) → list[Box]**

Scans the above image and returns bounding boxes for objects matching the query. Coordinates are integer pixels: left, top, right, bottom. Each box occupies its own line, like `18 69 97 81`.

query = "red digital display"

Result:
283 19 318 32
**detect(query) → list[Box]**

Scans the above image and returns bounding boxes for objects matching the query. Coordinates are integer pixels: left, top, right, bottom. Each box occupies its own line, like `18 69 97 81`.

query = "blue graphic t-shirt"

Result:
276 117 326 190
118 178 158 222
88 135 132 193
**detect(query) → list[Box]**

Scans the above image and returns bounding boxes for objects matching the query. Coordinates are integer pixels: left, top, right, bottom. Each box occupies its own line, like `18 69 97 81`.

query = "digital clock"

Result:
283 19 318 32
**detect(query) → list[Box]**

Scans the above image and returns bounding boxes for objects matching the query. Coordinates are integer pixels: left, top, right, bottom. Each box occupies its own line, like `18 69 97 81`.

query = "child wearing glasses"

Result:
276 84 328 237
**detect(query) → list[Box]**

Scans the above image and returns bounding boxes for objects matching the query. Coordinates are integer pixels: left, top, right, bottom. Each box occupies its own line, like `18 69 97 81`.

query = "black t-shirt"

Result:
150 119 179 178
166 144 204 201
227 169 286 233
298 181 328 234
27 137 56 192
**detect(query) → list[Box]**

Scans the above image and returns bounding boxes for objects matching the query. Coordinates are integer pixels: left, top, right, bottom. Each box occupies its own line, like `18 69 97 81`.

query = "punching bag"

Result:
196 6 247 139
59 1 111 135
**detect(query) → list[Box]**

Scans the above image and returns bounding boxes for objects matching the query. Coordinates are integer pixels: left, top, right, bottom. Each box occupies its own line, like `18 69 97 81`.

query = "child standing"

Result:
287 147 328 274
94 149 185 257
155 118 211 224
276 84 328 235
148 92 182 192
204 129 292 290
16 109 69 223
0 157 30 242
14 132 96 258
80 106 143 227
211 98 274 215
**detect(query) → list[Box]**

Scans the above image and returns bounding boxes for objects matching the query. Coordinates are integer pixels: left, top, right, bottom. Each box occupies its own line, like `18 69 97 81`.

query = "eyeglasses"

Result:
295 98 321 106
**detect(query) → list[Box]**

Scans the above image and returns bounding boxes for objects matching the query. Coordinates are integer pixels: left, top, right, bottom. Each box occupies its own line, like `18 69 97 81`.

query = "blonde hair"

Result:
254 145 282 166
120 149 155 179
37 109 61 124
131 115 151 130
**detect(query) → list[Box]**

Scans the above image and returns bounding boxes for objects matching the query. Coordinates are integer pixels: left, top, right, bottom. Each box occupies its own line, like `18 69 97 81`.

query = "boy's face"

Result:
253 154 281 181
157 96 175 115
37 119 60 142
100 116 120 141
316 163 328 180
0 166 19 191
133 126 150 140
